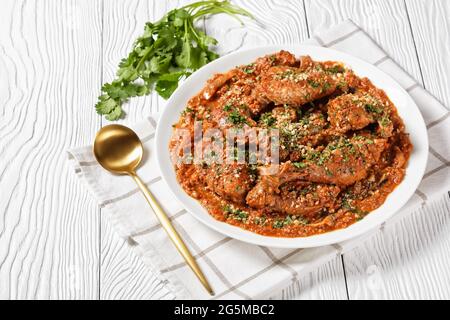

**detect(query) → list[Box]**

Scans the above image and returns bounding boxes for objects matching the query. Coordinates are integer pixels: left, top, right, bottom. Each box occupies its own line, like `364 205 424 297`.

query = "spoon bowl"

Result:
93 124 214 295
93 124 143 174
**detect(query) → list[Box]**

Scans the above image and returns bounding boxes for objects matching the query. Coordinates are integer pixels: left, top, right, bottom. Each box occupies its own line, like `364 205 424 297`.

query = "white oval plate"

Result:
155 45 428 248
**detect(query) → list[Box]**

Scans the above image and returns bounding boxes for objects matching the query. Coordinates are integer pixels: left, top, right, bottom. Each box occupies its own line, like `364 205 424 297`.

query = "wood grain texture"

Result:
100 217 173 300
342 0 450 300
269 257 348 300
305 0 423 82
344 196 450 299
0 0 101 299
405 0 450 107
204 0 309 55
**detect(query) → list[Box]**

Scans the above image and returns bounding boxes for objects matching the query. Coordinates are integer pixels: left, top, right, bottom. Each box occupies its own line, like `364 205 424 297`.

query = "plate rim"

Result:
154 44 429 248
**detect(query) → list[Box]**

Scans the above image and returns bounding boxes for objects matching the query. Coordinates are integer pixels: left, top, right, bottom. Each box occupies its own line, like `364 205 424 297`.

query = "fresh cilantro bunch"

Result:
96 0 253 120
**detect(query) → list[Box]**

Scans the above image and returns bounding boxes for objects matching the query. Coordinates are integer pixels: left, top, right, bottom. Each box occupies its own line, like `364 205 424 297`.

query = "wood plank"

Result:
343 0 450 300
269 257 348 300
304 0 422 81
100 217 173 300
204 0 309 54
100 0 347 299
305 0 450 299
405 0 450 107
0 0 102 299
343 196 450 299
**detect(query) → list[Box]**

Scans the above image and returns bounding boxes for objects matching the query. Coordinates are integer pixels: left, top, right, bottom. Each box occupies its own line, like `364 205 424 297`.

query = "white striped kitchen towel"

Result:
68 20 450 300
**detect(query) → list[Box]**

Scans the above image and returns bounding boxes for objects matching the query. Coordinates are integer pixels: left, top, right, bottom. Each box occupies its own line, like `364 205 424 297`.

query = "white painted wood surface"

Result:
0 0 449 299
0 0 102 299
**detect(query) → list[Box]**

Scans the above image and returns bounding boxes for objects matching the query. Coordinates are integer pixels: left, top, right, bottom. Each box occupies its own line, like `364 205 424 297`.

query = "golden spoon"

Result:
93 124 214 296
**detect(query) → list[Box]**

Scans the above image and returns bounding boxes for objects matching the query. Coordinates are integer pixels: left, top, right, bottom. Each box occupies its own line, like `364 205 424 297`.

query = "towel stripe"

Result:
259 247 299 280
99 176 162 207
429 147 450 165
128 209 187 237
160 237 233 273
141 132 155 143
174 222 251 299
373 55 390 66
312 35 325 46
427 112 450 129
213 248 304 299
78 160 98 167
406 83 420 92
147 116 157 129
324 28 361 47
423 164 449 179
415 190 428 202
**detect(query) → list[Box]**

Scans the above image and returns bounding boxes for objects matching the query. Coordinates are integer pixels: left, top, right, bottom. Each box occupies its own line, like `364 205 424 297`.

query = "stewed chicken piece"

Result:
246 179 340 217
327 93 377 132
247 135 387 192
257 56 350 106
201 50 298 115
326 92 396 136
258 106 329 161
295 136 387 187
202 163 256 204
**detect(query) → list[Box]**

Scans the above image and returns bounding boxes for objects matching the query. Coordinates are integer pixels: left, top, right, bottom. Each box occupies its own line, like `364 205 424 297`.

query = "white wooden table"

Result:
1 0 449 300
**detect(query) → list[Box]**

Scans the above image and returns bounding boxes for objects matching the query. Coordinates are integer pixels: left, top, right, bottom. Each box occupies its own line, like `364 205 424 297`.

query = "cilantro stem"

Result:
136 47 155 73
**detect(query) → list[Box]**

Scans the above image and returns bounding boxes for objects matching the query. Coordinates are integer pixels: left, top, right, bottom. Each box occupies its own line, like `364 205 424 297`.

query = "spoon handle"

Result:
130 172 214 296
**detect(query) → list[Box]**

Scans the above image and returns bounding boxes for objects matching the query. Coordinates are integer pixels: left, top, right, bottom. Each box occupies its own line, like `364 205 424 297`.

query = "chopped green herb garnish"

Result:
223 205 248 222
380 114 391 126
322 81 332 92
293 162 307 169
181 106 194 115
355 209 369 221
272 215 308 229
303 93 312 101
253 215 267 226
307 79 320 88
336 81 348 91
228 110 248 125
260 112 276 127
272 219 286 229
242 63 255 74
342 199 368 220
223 104 232 112
326 65 344 74
365 104 382 114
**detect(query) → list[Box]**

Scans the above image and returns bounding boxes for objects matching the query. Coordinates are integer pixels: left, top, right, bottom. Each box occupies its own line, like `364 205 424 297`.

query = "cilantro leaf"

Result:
155 71 188 99
149 53 172 74
105 106 123 121
95 95 118 115
95 95 123 121
95 0 253 120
